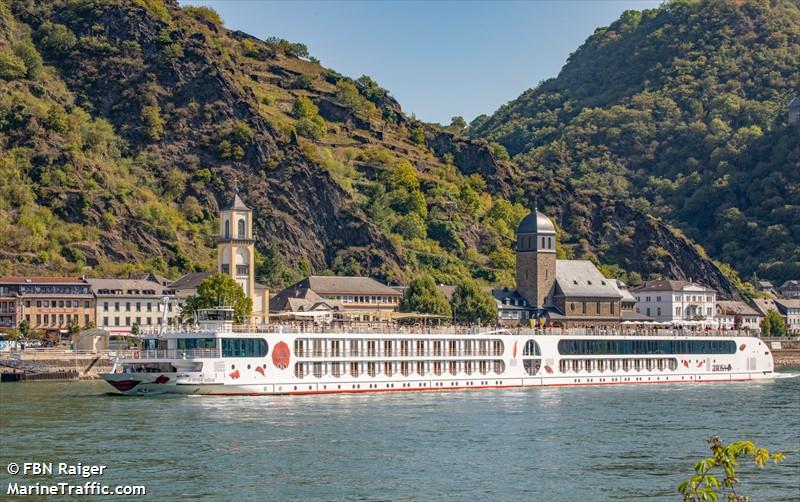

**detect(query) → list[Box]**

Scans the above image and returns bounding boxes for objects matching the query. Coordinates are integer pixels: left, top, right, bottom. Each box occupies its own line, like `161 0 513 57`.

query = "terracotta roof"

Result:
0 277 86 284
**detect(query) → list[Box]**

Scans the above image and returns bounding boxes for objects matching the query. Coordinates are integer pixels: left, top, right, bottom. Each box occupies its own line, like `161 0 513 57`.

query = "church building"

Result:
217 194 269 324
514 208 623 327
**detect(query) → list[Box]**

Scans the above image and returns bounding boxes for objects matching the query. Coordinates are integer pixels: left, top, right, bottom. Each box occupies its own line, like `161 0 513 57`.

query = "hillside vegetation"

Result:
471 0 800 285
0 0 759 298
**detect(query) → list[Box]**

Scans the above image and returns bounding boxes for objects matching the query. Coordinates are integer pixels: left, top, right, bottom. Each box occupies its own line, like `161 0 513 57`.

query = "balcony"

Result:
217 236 254 245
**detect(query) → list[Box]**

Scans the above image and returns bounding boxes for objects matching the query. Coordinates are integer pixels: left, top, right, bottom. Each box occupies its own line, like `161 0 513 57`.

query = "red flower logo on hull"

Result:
272 341 290 370
512 341 517 358
255 366 265 377
229 369 240 379
154 375 170 384
109 380 140 392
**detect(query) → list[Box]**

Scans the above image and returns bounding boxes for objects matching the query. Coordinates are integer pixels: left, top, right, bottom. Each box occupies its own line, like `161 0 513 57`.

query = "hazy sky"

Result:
181 1 660 124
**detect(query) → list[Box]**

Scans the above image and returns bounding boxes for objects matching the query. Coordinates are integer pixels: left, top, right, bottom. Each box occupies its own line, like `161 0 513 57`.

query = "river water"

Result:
1 370 799 501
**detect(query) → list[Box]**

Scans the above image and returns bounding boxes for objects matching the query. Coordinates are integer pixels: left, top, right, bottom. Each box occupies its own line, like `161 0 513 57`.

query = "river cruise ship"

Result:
101 308 775 396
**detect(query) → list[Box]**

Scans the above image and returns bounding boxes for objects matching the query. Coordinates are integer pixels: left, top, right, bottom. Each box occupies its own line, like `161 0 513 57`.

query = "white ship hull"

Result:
101 328 775 396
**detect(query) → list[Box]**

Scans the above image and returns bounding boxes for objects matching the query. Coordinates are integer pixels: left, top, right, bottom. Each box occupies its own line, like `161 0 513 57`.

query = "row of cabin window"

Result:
293 360 505 378
293 339 504 357
558 339 737 356
558 358 679 373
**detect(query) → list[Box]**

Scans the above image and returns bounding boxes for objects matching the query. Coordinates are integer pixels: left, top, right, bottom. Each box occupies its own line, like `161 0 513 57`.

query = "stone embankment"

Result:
0 350 114 382
769 340 800 368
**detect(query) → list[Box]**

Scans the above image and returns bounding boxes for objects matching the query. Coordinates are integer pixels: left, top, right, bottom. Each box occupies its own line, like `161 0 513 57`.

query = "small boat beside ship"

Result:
101 307 774 396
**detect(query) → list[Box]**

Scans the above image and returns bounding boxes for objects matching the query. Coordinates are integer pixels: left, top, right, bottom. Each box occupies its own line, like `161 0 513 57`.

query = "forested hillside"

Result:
471 0 800 285
1 0 525 287
0 0 760 298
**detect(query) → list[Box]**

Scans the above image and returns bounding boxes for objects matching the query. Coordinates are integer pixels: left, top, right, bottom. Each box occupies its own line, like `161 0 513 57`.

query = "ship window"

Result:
522 339 541 356
176 338 216 350
557 339 736 356
221 338 268 357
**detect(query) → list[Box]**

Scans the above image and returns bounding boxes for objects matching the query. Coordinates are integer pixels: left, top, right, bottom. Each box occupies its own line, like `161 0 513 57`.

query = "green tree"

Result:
183 273 253 323
292 96 318 119
14 41 43 80
449 116 467 134
67 317 80 335
451 280 497 324
230 121 254 145
131 322 140 336
296 115 327 140
679 435 785 502
141 104 165 141
399 276 451 318
393 213 426 240
760 310 786 338
18 319 30 339
388 160 419 191
0 49 26 80
45 105 70 133
255 244 294 289
410 126 426 145
37 22 77 55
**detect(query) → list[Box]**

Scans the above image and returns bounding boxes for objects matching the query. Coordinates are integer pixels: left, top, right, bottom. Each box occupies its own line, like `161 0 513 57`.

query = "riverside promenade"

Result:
0 348 114 382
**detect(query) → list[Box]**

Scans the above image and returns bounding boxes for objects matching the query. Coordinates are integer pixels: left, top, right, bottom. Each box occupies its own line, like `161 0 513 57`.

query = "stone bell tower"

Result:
515 207 557 310
217 193 255 299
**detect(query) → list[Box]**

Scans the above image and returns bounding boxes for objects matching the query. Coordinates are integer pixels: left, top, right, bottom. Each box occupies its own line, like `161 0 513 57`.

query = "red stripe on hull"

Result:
187 376 763 396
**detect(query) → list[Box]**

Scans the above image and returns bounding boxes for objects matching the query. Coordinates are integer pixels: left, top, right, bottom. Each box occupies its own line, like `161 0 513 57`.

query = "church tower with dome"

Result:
515 207 557 310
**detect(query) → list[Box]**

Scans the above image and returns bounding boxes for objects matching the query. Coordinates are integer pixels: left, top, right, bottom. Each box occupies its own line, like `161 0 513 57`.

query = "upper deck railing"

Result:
139 323 758 338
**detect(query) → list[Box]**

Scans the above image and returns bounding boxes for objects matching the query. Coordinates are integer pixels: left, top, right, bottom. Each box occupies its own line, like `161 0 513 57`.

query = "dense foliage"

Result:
1 0 527 291
183 273 252 323
472 0 800 284
399 276 452 319
679 435 785 502
450 280 497 324
0 0 766 298
759 310 787 337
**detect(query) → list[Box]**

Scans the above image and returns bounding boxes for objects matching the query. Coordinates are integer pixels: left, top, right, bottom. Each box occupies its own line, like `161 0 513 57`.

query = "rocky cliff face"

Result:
1 0 744 296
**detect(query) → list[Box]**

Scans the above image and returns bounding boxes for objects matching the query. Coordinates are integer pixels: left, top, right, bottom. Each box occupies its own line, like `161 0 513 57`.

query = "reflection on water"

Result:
1 371 798 501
